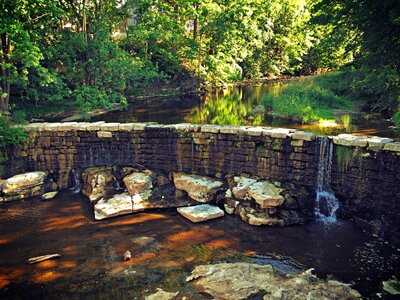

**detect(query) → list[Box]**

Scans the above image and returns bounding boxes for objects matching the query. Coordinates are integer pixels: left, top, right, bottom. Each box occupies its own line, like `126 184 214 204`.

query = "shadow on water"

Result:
1 191 399 299
92 79 398 139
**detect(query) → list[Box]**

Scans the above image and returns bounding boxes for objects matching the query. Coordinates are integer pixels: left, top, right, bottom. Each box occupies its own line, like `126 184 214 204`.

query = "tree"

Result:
0 0 63 114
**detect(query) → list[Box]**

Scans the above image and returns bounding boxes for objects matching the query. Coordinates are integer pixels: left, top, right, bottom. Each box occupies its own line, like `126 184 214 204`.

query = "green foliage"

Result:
261 77 352 123
394 112 400 128
0 116 27 148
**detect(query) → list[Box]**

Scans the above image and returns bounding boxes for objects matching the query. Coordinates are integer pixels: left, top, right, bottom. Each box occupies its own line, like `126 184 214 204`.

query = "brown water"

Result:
1 191 399 299
93 82 399 139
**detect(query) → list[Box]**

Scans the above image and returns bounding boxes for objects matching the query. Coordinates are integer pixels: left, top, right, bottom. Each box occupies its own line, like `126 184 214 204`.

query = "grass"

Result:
261 73 354 124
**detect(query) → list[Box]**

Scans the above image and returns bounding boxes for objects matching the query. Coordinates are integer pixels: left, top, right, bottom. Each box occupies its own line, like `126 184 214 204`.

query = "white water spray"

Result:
315 137 339 223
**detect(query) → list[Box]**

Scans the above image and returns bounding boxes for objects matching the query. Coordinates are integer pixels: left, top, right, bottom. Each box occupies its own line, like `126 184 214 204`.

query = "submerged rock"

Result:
1 171 48 201
187 263 361 300
82 167 116 203
177 204 224 223
145 288 178 300
173 172 223 203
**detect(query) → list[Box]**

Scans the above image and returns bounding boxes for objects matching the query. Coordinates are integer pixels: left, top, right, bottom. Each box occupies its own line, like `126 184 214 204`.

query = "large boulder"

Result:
82 167 116 203
1 171 48 201
238 205 283 226
2 171 47 194
248 181 285 208
177 204 224 223
231 176 257 200
173 172 223 203
230 176 284 208
123 171 153 196
187 263 361 300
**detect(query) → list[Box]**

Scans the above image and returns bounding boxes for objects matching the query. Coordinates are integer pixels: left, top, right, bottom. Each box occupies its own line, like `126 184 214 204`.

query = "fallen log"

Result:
28 253 61 264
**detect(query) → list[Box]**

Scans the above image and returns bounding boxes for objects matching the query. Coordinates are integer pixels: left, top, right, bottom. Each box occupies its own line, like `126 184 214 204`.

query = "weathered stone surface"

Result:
94 193 133 220
332 134 368 147
42 191 58 200
231 177 284 208
367 136 393 151
123 171 153 196
384 142 400 152
231 176 257 200
173 173 223 203
292 131 315 141
187 263 361 300
7 122 400 238
145 288 178 300
177 204 224 223
248 181 285 208
82 167 116 203
97 131 113 138
238 206 283 226
2 171 47 195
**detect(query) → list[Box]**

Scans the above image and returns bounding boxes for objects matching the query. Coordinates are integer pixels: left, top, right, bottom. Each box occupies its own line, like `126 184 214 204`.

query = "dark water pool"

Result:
1 191 399 299
92 81 399 139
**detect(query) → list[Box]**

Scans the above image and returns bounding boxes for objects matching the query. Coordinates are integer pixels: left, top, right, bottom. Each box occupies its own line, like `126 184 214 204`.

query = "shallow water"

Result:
93 81 399 139
1 191 399 299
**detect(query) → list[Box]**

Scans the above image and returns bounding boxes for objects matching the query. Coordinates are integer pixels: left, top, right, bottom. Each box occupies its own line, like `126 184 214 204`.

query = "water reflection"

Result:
94 79 397 138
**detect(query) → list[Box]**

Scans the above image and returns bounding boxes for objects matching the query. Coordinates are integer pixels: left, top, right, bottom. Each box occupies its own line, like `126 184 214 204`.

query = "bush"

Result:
73 86 127 113
0 116 28 164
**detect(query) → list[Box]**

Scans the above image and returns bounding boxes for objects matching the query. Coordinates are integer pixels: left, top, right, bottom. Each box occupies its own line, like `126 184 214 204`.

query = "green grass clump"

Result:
261 74 353 123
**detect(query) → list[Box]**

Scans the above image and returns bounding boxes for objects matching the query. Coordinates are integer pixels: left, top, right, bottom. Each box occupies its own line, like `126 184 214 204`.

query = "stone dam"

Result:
1 122 400 240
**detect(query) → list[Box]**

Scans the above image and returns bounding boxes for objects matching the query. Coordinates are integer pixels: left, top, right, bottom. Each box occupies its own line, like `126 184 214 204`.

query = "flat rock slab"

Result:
173 172 223 203
2 171 47 195
94 193 133 220
187 263 362 300
145 288 178 300
177 204 224 223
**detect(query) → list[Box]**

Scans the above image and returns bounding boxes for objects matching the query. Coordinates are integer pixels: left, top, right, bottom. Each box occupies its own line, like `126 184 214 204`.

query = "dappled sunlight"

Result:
110 252 157 275
35 259 59 270
166 227 222 246
205 238 236 250
99 213 168 227
32 270 63 284
40 215 86 232
0 268 25 289
0 236 15 246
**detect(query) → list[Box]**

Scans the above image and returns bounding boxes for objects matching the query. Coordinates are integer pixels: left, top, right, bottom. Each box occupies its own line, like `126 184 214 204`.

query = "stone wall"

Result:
2 122 400 239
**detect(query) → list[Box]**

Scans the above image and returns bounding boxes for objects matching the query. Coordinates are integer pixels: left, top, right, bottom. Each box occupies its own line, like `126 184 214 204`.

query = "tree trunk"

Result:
0 33 10 114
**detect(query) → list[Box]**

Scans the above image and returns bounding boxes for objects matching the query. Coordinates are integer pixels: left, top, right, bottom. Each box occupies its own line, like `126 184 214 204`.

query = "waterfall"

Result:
315 137 339 223
70 169 82 194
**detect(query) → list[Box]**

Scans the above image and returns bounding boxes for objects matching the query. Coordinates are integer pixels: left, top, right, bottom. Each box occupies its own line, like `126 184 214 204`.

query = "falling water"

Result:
70 169 82 194
315 137 339 223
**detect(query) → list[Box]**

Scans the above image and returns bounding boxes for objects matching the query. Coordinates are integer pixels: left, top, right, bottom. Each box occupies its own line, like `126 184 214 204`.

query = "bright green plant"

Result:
261 77 352 123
